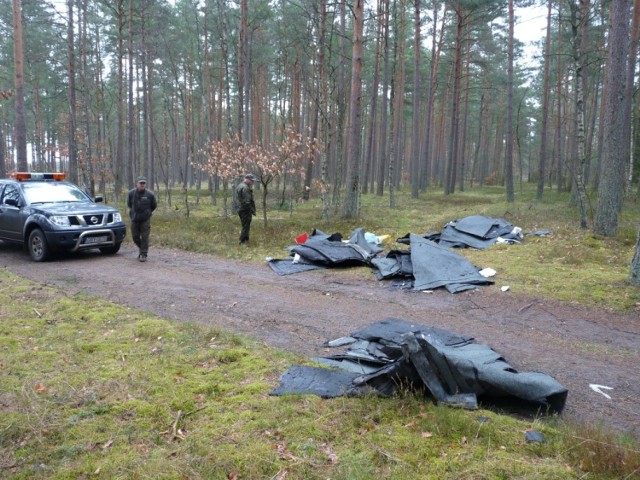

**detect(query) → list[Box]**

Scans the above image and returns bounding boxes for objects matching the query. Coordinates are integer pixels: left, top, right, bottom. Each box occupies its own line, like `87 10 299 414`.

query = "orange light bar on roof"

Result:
11 172 66 181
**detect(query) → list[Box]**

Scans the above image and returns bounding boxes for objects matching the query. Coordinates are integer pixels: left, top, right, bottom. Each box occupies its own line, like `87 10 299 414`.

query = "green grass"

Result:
142 184 640 312
1 272 638 479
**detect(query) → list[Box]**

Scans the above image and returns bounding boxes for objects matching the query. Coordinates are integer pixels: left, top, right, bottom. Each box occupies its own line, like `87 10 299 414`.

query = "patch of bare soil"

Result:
2 242 639 438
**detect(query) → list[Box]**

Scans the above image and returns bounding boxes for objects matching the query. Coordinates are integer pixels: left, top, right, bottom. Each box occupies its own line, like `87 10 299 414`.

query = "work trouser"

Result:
238 209 253 243
131 218 151 254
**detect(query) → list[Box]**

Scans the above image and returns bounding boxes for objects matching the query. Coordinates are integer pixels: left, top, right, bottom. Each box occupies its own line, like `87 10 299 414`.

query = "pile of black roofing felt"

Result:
267 216 544 294
271 318 568 415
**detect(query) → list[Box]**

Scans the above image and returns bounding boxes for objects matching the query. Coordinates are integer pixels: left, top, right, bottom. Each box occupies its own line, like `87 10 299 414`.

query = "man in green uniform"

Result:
236 174 256 244
127 176 157 261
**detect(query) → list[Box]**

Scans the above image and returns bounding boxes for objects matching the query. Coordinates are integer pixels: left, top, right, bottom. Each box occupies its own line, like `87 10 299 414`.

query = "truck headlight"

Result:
113 212 122 223
49 215 71 227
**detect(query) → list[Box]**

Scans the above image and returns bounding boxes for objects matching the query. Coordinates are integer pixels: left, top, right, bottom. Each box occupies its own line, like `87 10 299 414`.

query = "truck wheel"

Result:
28 228 50 262
99 243 121 255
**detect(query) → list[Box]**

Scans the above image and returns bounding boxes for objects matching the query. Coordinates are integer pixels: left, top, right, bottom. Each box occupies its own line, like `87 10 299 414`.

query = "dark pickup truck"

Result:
0 172 126 261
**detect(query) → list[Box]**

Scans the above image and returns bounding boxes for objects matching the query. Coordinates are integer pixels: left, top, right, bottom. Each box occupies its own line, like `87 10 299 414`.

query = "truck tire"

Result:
28 228 50 262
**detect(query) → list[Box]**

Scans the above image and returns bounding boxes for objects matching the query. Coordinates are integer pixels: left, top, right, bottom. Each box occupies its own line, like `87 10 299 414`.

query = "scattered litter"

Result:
589 384 613 400
501 286 510 292
364 232 381 244
295 232 309 244
479 268 497 277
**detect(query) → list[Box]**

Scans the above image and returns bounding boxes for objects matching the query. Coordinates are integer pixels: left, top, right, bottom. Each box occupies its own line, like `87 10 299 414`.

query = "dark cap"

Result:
244 174 256 181
136 176 147 183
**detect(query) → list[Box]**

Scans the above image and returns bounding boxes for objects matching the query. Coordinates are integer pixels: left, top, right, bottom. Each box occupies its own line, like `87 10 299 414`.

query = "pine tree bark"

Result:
79 0 95 194
594 0 631 236
567 0 589 228
12 0 27 171
554 3 564 192
127 0 135 186
632 229 640 285
376 0 390 197
445 6 464 195
363 0 384 195
0 124 6 178
388 0 407 207
115 0 125 196
331 0 347 208
410 0 421 198
66 0 78 183
623 0 640 188
343 0 364 218
420 1 444 191
505 0 515 202
537 0 553 199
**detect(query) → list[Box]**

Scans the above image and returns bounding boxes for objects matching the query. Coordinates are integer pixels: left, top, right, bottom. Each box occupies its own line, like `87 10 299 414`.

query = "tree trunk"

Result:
554 3 564 192
594 0 631 236
420 1 444 192
623 0 640 189
458 20 472 193
505 0 515 202
12 0 27 171
363 0 383 195
376 0 390 197
66 0 78 184
388 0 407 208
445 7 464 195
0 124 6 178
79 0 94 194
537 0 553 199
410 0 421 198
343 0 364 218
238 0 248 140
569 0 590 229
631 229 640 285
127 0 135 186
331 0 347 209
115 0 125 197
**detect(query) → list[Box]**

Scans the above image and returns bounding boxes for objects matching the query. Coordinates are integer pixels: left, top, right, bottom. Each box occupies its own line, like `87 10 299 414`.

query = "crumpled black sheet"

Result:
398 215 523 249
267 259 327 276
286 227 380 267
374 235 492 293
270 225 497 293
409 234 493 293
271 318 568 415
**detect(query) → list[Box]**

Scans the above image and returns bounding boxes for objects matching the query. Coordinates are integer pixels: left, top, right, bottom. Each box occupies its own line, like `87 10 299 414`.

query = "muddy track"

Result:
2 242 639 438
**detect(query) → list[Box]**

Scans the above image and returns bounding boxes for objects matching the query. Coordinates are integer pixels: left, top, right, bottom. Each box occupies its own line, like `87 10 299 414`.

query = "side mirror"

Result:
4 198 20 207
94 196 104 203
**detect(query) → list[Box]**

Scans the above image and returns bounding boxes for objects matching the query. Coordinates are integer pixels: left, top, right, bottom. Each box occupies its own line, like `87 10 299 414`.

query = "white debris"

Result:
479 268 497 278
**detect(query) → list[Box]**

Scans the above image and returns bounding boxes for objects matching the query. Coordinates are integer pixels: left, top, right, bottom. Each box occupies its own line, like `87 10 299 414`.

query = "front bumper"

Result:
44 226 127 251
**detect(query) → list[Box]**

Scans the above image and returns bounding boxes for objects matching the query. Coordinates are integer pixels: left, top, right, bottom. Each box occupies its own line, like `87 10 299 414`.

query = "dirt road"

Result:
2 243 639 438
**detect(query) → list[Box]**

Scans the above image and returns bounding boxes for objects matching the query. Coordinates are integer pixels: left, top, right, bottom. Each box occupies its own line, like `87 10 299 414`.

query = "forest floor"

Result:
2 242 639 439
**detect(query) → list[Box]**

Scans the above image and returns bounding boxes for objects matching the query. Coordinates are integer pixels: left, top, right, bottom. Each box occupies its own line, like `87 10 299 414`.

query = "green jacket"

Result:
235 181 256 214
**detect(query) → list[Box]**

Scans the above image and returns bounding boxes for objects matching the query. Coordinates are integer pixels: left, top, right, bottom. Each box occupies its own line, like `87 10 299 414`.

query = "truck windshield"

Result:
22 183 90 204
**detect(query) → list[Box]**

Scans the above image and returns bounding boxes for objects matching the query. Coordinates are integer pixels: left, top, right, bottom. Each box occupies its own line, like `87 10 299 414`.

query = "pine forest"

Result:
0 0 639 235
